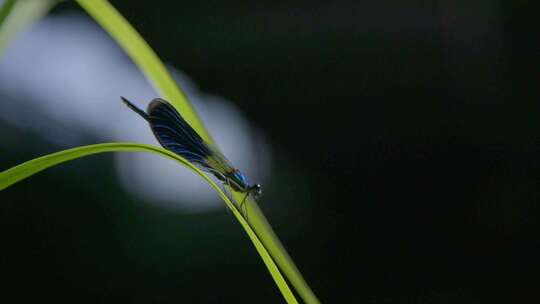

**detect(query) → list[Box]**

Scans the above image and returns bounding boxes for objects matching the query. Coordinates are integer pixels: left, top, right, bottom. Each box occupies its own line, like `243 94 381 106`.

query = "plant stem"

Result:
76 1 320 302
0 0 16 27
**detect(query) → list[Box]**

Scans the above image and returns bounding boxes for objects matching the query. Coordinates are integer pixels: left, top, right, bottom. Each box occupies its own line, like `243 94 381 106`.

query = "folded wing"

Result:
147 98 212 167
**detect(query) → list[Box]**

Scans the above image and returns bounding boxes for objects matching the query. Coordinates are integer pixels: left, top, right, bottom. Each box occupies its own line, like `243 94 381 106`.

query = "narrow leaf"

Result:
0 0 57 52
76 0 211 143
75 1 319 302
0 0 16 27
0 142 298 304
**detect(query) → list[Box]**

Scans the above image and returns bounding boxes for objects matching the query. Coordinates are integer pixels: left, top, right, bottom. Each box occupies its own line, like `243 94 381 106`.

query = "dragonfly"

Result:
121 97 262 207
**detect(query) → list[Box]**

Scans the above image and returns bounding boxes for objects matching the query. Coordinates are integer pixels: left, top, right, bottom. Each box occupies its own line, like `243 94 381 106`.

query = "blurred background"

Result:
1 0 539 303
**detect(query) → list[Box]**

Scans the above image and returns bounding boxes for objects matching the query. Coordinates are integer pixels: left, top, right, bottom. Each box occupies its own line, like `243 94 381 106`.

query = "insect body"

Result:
121 97 262 201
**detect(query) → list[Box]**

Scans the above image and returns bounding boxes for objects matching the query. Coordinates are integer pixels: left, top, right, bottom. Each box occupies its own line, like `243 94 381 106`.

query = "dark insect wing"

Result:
147 98 213 168
122 97 259 195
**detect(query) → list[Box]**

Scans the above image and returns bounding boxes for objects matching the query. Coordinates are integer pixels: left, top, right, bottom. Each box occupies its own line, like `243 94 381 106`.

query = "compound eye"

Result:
254 184 262 195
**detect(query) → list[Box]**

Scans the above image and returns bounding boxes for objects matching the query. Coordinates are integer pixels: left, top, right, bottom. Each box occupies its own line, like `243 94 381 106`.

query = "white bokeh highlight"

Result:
0 13 271 212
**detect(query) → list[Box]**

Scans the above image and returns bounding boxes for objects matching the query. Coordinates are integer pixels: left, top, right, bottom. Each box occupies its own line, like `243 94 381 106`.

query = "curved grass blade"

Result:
236 195 321 304
76 0 210 143
0 0 16 27
75 1 319 302
0 0 58 52
0 142 298 304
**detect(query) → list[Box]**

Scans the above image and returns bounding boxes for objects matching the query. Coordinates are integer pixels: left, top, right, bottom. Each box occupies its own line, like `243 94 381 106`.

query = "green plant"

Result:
0 0 58 50
0 0 319 303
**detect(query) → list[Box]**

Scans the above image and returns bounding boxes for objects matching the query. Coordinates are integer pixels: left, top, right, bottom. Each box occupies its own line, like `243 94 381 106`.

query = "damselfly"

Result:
121 97 262 208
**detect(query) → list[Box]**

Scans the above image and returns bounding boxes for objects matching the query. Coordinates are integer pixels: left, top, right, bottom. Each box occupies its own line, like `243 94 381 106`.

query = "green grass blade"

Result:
239 195 321 304
76 0 211 143
0 0 57 52
75 1 320 302
0 0 16 27
0 142 298 304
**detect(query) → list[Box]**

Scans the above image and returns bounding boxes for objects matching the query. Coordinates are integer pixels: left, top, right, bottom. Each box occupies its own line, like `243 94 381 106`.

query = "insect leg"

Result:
240 192 250 222
222 177 240 215
222 177 249 220
212 171 234 213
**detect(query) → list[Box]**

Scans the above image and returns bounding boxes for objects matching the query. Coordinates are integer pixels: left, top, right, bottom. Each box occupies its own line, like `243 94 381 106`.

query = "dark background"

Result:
1 0 539 303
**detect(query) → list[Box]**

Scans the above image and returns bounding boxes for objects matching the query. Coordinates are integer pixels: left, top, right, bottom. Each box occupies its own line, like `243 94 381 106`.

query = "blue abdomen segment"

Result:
226 170 250 192
234 171 249 188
